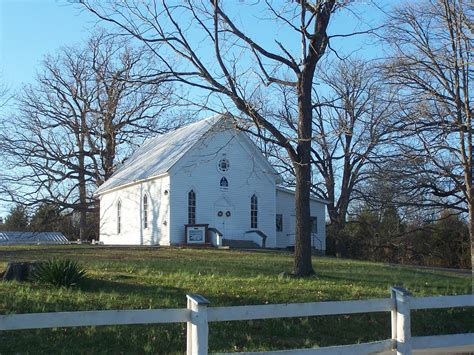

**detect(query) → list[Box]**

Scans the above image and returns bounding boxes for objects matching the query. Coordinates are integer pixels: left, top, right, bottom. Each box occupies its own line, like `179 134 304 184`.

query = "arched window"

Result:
220 177 228 189
251 194 258 228
143 194 148 229
117 200 122 234
188 190 196 224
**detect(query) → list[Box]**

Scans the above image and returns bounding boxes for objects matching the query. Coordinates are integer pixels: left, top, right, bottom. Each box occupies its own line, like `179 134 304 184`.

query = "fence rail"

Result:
0 288 472 355
412 333 474 350
0 308 189 331
225 339 394 355
410 294 473 310
207 298 391 322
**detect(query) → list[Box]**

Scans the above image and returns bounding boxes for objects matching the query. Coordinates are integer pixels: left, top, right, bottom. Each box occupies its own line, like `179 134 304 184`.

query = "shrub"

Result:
32 259 87 287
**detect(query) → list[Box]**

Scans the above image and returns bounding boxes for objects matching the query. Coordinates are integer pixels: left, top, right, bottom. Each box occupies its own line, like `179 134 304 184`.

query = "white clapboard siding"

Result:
219 339 393 355
410 294 474 310
412 333 474 350
207 298 392 322
0 308 190 331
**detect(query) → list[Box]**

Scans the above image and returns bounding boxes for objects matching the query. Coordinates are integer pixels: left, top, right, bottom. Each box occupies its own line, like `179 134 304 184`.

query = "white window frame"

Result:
117 200 122 234
143 194 148 229
276 214 283 232
188 190 196 225
251 194 258 229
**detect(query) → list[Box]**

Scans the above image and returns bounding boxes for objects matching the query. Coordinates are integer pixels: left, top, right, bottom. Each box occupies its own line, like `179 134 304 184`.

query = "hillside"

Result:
0 246 472 353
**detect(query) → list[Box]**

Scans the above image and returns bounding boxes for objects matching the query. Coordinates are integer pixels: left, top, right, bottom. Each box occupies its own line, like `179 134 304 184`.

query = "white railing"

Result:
285 233 323 251
244 230 267 247
0 287 472 355
311 233 323 250
208 228 223 247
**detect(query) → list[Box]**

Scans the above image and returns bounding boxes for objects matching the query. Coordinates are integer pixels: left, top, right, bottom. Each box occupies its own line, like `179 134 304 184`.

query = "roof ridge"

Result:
143 114 220 144
95 114 224 195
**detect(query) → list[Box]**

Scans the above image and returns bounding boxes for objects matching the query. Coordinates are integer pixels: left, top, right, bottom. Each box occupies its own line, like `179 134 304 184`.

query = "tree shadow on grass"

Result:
81 277 186 305
317 265 468 288
0 323 186 354
84 275 282 307
0 277 188 315
0 246 92 258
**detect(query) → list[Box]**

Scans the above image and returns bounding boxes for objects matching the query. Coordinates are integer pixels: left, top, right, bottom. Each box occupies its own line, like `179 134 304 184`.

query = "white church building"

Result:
96 114 327 250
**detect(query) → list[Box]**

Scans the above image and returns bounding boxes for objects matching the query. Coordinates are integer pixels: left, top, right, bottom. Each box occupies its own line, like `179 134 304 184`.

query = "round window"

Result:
217 211 223 217
218 158 230 172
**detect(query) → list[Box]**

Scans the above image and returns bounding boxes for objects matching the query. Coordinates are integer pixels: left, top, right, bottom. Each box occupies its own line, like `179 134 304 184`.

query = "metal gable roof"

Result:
95 114 285 195
95 114 223 195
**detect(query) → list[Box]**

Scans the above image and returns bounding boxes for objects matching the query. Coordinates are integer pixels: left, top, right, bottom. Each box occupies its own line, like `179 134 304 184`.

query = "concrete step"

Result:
222 239 261 249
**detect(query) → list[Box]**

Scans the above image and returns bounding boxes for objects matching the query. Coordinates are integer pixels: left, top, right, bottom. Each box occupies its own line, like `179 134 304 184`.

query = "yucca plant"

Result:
32 258 87 287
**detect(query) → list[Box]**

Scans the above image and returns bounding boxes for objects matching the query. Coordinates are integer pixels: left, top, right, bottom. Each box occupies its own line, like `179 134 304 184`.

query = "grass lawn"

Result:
0 246 472 354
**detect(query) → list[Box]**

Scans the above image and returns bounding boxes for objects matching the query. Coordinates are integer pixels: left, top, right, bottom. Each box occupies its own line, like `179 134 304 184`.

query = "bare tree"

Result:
0 33 173 240
313 60 397 252
86 32 174 183
0 81 11 109
0 47 95 240
383 0 473 268
266 59 397 254
80 0 347 276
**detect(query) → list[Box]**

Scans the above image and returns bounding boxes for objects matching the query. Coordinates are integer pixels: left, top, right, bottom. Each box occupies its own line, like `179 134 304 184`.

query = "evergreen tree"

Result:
4 205 29 231
431 211 470 268
29 203 61 232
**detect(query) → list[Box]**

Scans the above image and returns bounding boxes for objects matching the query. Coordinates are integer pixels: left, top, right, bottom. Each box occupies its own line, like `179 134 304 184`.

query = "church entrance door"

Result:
213 196 234 239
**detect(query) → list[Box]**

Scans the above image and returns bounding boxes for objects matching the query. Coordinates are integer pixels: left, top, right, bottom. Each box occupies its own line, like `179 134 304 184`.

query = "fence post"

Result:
391 287 412 355
390 288 397 350
186 294 210 355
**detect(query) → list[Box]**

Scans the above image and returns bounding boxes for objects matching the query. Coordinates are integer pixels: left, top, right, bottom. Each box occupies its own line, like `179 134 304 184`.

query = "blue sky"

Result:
1 0 387 92
1 0 100 215
0 0 387 217
1 0 100 91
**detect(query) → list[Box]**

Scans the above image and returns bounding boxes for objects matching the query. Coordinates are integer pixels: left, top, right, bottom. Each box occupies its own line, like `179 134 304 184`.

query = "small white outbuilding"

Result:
96 114 327 250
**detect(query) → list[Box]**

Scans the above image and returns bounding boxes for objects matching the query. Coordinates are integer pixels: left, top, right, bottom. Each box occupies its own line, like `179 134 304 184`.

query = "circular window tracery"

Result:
218 158 230 172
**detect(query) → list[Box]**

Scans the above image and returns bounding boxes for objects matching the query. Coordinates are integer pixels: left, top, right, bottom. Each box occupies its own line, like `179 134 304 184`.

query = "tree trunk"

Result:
469 194 474 276
293 78 315 276
327 199 349 257
2 262 41 282
103 116 116 181
466 127 473 275
78 147 87 241
332 221 345 258
293 164 314 276
79 209 87 242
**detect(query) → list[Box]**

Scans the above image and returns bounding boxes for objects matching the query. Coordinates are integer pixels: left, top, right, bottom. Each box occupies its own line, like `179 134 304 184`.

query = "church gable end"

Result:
97 115 326 252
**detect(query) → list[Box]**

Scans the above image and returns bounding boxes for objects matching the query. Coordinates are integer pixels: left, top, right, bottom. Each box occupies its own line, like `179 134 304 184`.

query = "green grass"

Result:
0 246 472 354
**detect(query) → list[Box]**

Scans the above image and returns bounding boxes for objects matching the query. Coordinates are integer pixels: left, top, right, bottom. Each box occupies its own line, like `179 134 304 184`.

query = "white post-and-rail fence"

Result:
0 287 473 355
